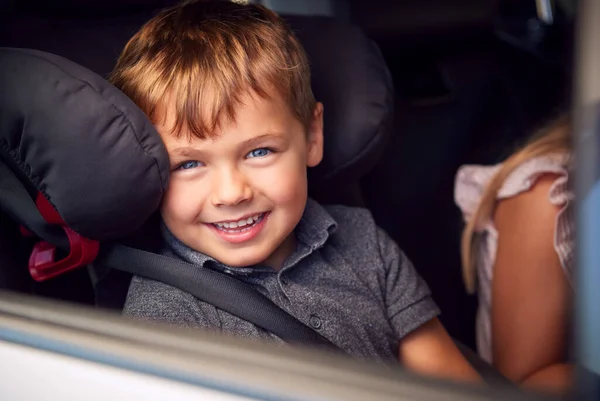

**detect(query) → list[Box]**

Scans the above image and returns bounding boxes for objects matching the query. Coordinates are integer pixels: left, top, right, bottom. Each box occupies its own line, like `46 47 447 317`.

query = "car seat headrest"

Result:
0 47 170 241
286 16 394 184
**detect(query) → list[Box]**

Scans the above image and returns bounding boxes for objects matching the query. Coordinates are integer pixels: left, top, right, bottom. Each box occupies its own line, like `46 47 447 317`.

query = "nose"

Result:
211 167 252 207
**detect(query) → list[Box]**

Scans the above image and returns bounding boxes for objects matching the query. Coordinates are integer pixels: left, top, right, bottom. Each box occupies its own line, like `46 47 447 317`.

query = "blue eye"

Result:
247 148 271 158
176 161 202 170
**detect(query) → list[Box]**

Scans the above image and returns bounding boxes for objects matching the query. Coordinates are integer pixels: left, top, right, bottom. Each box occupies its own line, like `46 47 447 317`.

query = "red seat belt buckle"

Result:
27 193 99 282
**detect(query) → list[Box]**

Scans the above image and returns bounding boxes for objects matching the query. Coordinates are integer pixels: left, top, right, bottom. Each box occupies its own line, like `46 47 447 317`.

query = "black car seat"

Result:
0 4 393 303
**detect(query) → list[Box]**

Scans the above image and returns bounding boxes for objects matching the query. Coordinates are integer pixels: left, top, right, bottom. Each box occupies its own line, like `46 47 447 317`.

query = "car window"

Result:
0 291 556 401
0 0 597 399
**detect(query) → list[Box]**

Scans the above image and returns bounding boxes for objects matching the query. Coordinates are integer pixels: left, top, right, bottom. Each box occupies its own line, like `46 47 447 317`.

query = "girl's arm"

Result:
492 173 573 393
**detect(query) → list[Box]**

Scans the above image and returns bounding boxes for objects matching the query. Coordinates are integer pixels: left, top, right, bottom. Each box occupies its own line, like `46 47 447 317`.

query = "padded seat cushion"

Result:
0 47 169 240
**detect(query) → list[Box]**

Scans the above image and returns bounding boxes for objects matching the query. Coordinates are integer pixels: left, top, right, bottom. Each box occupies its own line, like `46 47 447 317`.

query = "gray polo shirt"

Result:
124 198 440 362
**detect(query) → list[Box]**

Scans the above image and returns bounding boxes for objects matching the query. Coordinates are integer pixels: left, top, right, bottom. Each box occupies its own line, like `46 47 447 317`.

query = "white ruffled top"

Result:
454 154 574 363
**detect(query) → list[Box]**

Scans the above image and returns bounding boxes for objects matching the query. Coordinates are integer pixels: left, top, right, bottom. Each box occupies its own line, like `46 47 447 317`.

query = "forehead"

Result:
156 89 303 151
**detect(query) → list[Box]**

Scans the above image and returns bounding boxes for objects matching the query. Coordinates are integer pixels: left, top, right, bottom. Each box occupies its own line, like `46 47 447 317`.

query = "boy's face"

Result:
157 91 324 269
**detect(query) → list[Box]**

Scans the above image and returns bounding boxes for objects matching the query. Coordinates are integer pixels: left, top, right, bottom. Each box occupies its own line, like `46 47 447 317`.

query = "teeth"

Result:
215 213 263 230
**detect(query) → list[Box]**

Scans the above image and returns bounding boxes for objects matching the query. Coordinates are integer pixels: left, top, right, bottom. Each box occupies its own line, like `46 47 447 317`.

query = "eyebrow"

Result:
171 147 203 158
169 133 286 158
239 133 286 149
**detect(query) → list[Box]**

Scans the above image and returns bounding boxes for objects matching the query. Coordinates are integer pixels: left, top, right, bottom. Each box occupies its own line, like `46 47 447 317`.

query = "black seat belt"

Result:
97 243 340 350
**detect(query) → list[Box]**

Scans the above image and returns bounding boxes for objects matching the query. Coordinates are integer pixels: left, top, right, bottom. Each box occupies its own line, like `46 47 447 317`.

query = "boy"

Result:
110 0 480 382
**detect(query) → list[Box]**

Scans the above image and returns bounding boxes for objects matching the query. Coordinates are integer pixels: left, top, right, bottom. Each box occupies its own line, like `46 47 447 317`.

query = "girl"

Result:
455 114 574 392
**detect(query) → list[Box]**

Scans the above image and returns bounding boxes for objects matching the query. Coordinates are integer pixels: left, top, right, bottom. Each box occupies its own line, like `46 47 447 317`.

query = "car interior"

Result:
0 0 582 398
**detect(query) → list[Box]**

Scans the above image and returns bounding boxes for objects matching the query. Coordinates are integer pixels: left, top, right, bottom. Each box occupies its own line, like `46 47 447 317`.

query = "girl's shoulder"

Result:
455 152 575 284
454 153 572 219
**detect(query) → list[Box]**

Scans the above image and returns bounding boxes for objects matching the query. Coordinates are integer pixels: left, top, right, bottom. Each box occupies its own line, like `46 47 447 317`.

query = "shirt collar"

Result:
162 198 338 276
294 197 338 250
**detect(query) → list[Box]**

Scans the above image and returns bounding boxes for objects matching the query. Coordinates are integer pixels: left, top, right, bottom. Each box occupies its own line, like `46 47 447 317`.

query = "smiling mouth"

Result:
211 213 266 232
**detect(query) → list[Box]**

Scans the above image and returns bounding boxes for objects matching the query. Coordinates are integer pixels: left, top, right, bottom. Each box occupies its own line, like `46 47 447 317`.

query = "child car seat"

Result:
0 10 395 303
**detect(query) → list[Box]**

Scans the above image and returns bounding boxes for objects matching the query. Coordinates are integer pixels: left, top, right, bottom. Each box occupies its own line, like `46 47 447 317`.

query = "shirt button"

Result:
309 314 322 330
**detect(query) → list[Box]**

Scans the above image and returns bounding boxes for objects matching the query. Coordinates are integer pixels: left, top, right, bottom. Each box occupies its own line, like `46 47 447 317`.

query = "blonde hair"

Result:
461 114 572 293
109 0 315 139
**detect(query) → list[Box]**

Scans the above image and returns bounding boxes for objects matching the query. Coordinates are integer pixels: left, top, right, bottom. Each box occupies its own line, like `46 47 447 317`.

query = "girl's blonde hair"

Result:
461 114 573 293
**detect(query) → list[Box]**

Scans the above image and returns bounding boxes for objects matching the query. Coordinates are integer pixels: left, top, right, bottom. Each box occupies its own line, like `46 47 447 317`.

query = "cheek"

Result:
251 154 308 205
160 178 204 223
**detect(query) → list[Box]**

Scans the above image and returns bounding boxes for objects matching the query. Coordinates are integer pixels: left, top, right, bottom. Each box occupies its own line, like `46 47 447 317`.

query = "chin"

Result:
217 252 270 268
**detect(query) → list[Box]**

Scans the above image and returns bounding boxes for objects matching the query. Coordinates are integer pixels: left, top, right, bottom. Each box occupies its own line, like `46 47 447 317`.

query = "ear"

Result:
306 102 324 167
